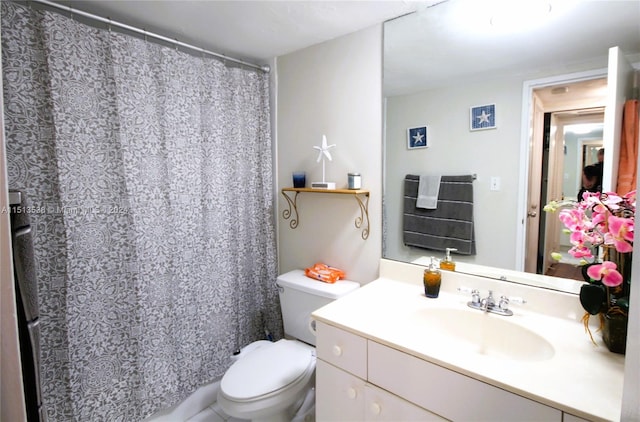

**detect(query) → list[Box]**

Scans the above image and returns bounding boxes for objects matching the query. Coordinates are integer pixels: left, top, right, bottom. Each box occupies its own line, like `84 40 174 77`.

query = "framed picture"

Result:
407 126 428 149
470 104 496 131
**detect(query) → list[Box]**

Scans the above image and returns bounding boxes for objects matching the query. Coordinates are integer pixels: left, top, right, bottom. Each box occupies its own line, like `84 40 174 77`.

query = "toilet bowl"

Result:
217 270 360 422
218 339 316 422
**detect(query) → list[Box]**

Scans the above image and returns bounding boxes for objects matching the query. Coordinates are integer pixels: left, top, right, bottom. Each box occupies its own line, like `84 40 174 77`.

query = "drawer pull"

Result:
347 387 357 399
370 402 381 415
332 345 343 356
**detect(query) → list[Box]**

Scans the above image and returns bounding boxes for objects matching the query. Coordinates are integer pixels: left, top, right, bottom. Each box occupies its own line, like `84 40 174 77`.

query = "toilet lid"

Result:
221 339 314 401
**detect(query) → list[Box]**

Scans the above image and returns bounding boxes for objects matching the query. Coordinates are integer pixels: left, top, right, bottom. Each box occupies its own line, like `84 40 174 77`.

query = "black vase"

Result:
602 313 628 354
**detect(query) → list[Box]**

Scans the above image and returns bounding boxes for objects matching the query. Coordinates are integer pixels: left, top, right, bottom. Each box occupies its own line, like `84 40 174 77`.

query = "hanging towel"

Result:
616 99 639 195
416 175 442 209
402 174 476 255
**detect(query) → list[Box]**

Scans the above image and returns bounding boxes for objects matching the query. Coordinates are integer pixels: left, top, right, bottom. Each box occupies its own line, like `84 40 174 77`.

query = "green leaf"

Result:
580 284 606 315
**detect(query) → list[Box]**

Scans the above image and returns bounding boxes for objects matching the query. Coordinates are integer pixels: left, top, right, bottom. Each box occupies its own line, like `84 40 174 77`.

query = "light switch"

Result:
490 176 501 191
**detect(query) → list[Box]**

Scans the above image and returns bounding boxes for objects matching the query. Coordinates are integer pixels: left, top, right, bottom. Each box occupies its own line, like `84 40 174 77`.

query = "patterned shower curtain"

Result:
2 2 282 420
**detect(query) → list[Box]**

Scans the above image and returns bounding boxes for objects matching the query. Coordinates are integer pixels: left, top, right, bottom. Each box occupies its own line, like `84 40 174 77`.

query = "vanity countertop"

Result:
311 261 625 422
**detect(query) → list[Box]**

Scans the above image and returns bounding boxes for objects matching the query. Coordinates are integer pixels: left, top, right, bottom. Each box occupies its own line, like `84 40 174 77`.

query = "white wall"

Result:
385 75 523 269
276 25 383 284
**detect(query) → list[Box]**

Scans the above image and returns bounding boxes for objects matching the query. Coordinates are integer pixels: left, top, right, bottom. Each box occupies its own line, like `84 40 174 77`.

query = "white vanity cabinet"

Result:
316 359 444 421
316 321 447 421
312 263 624 421
316 320 564 421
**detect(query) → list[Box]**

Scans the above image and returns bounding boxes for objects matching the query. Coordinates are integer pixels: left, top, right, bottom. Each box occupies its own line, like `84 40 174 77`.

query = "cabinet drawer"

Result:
368 341 562 421
316 321 367 379
364 383 447 421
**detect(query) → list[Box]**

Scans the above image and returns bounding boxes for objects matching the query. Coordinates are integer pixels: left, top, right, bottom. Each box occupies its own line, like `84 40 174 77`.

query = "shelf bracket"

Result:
281 190 300 229
354 192 370 240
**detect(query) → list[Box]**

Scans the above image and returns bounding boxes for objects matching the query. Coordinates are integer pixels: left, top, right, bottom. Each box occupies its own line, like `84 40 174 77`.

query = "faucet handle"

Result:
499 295 526 312
498 295 510 311
457 287 481 305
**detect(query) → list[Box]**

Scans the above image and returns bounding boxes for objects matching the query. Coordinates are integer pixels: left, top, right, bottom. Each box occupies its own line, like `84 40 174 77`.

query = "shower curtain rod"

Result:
31 0 271 73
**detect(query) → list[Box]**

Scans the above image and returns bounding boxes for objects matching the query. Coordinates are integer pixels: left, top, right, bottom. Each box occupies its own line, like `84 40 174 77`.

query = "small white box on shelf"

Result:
311 182 336 189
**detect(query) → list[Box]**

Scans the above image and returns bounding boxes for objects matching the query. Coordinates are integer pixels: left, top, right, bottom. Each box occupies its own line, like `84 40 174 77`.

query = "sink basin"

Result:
409 308 555 362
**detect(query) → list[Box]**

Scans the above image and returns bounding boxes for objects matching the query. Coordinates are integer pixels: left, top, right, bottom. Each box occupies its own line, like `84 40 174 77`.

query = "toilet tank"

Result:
276 270 360 346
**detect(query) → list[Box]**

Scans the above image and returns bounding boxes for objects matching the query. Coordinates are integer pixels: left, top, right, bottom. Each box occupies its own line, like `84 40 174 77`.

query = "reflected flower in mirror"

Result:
544 190 635 350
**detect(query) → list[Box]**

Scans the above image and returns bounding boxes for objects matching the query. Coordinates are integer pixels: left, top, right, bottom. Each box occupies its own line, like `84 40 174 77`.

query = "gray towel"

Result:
402 174 476 255
416 175 441 209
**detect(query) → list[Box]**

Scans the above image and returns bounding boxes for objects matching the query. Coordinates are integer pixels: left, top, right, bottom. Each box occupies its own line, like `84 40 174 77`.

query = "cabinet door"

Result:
563 413 591 422
316 359 365 421
364 384 447 421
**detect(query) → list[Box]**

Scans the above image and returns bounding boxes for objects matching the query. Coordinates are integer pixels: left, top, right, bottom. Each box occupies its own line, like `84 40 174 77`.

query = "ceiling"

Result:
53 0 440 66
384 0 640 96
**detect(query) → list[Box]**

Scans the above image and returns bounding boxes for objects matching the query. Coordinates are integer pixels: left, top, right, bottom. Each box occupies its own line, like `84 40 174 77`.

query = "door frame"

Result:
515 68 607 271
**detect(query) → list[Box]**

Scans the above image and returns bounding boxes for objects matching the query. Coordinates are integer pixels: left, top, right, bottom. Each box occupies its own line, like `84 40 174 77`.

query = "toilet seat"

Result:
220 339 315 402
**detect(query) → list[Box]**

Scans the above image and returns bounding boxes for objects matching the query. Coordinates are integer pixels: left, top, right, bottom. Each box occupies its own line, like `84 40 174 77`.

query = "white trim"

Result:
514 67 607 271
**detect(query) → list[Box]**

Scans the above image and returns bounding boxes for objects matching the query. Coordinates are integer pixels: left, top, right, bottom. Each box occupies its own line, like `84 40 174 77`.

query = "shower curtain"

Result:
2 2 282 420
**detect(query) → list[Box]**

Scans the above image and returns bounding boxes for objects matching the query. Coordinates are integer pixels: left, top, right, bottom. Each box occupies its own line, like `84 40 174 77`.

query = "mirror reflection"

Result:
382 0 640 292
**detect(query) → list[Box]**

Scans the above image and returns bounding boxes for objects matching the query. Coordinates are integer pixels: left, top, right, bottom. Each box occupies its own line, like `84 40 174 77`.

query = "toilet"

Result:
217 269 360 422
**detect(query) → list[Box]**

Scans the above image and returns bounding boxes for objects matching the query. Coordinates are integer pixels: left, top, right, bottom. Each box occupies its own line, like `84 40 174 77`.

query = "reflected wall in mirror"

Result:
382 0 640 292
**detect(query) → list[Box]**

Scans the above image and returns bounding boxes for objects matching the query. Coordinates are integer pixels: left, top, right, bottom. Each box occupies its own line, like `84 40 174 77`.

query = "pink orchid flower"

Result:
586 261 623 287
559 208 585 231
605 215 634 253
568 245 593 259
580 191 601 203
601 193 624 210
623 190 636 207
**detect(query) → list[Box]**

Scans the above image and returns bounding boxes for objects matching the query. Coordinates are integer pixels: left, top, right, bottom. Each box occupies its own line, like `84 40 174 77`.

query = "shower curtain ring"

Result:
108 17 112 32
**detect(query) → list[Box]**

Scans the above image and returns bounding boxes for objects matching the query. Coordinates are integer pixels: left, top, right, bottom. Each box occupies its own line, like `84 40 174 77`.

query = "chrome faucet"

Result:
480 290 495 312
459 288 526 316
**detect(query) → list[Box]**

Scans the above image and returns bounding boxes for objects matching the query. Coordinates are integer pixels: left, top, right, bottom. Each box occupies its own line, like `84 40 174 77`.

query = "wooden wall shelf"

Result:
281 188 370 240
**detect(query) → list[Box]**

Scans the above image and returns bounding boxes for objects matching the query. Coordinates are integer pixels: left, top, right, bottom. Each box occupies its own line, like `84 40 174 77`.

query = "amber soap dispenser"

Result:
423 257 441 298
440 248 458 271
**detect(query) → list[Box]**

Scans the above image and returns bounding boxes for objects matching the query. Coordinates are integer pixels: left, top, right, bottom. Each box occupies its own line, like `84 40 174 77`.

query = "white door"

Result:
602 46 635 192
542 114 565 273
525 92 545 273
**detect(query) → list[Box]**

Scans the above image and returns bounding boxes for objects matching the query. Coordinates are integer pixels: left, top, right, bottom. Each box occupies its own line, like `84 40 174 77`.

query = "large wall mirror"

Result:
382 0 640 292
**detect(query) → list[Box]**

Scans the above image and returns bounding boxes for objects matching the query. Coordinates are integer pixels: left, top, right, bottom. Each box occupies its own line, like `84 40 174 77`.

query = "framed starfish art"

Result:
407 125 428 149
470 104 496 131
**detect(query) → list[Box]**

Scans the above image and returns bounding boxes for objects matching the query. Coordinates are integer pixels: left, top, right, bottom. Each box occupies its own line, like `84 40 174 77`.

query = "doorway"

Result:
542 117 604 279
525 77 607 280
